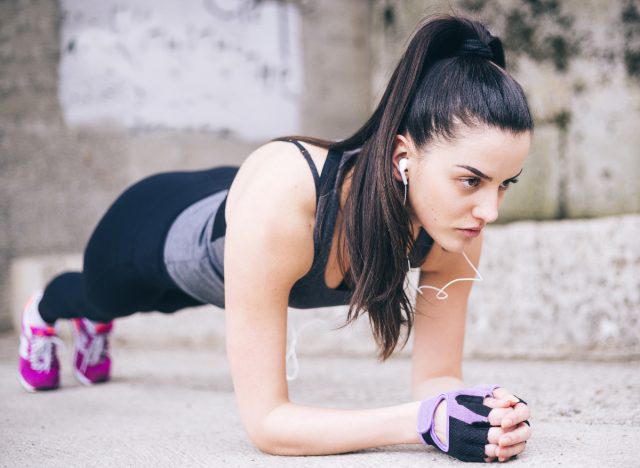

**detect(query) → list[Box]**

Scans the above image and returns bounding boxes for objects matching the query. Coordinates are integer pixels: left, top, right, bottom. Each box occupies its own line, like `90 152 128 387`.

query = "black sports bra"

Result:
274 138 433 309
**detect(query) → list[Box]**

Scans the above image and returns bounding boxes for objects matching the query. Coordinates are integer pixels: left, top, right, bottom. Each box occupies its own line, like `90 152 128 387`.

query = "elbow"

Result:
246 404 305 456
248 433 277 455
245 418 276 455
249 430 301 457
252 439 292 457
248 426 280 456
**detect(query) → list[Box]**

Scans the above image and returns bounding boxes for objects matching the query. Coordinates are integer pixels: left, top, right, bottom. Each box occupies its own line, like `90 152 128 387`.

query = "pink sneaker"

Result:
71 318 113 386
18 292 62 392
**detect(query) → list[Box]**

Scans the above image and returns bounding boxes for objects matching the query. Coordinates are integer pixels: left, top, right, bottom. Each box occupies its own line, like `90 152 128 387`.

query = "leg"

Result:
20 167 236 391
37 270 202 324
38 272 112 324
38 166 237 323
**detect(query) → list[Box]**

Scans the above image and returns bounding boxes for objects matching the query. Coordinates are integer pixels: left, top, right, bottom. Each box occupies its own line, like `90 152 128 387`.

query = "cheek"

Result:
413 178 471 229
412 178 450 225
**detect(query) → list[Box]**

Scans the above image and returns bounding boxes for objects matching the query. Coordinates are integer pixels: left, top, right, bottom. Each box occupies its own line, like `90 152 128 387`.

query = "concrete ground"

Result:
0 331 638 468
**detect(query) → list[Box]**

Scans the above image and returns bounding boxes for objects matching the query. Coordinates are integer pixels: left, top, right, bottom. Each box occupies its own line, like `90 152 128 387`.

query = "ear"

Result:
391 134 415 183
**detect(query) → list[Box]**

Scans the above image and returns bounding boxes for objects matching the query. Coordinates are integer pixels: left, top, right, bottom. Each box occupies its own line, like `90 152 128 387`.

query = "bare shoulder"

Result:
224 140 329 289
226 141 315 219
226 140 329 223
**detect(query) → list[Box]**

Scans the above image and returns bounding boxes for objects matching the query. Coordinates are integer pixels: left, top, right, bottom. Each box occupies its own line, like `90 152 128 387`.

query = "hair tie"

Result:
457 38 494 60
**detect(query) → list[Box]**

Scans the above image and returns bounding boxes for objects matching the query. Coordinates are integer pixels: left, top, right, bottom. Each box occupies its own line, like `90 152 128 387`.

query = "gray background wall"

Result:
1 0 639 336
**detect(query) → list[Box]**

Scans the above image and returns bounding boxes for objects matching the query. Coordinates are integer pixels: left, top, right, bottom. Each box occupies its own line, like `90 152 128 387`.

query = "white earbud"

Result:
398 158 408 186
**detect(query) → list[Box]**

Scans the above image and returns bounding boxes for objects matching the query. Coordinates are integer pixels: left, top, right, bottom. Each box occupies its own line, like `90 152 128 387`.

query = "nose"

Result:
471 192 500 225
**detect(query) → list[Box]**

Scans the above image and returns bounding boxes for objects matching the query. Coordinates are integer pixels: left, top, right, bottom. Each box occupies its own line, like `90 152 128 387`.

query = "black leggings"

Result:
38 167 238 324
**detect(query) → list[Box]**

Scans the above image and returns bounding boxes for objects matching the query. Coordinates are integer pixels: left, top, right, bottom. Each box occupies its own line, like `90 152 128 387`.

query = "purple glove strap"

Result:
416 384 500 452
416 394 446 447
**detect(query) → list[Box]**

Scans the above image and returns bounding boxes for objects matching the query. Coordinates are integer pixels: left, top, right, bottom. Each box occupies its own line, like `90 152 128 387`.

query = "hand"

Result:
418 385 531 463
418 384 503 462
482 387 531 462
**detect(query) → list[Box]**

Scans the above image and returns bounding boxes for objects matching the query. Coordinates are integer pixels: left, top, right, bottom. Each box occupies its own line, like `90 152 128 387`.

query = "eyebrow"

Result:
455 165 523 182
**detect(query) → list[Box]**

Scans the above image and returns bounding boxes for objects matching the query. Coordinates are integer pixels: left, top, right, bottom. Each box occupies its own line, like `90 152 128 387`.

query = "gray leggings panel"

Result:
163 190 227 308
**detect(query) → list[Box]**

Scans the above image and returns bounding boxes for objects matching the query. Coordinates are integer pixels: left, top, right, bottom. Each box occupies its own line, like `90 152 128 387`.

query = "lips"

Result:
457 227 483 238
458 225 484 232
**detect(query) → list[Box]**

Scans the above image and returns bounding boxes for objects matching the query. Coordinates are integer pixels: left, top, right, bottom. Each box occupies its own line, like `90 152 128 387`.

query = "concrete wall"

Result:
57 0 304 141
371 0 640 220
1 0 639 345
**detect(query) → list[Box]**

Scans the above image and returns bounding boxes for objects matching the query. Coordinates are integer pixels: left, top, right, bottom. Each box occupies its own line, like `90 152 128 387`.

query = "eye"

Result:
500 178 519 190
460 177 481 189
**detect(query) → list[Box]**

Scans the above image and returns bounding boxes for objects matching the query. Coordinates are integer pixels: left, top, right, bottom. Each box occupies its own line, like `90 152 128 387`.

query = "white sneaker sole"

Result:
17 374 37 393
73 366 95 387
17 373 59 393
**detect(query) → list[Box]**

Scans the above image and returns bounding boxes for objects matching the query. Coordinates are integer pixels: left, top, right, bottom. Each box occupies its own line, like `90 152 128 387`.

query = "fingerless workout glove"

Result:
417 384 499 463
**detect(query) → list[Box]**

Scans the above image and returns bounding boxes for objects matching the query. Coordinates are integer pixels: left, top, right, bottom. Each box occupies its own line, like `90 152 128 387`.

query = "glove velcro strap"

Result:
416 394 446 448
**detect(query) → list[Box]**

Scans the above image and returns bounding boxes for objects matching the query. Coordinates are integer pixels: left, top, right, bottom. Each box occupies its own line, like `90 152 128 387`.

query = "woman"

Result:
19 14 532 463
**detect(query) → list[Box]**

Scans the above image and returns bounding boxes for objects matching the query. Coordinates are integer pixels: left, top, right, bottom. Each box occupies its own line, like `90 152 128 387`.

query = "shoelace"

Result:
29 334 65 372
77 332 108 373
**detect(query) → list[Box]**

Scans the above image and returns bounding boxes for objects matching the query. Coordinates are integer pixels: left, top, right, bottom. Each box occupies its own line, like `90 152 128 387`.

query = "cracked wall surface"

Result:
1 0 638 339
371 0 640 220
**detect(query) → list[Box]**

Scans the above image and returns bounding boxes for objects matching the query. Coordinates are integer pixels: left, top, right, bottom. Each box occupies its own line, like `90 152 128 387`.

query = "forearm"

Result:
255 400 424 456
412 376 465 400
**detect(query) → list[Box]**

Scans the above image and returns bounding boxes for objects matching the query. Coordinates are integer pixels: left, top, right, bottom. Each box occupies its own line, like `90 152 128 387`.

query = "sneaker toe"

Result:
19 357 60 390
75 357 111 384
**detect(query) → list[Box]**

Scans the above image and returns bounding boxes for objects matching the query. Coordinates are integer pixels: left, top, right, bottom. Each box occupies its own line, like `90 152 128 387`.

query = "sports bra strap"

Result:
272 137 321 202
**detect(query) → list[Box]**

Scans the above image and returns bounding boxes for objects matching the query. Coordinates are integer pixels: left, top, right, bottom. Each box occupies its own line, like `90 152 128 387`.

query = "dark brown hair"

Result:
274 14 534 361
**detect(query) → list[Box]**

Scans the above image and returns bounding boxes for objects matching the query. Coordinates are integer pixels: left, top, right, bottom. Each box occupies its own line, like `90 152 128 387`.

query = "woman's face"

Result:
401 126 531 253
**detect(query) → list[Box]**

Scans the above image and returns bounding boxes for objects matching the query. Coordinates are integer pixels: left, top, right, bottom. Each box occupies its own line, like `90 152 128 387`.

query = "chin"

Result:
441 243 466 254
427 230 466 254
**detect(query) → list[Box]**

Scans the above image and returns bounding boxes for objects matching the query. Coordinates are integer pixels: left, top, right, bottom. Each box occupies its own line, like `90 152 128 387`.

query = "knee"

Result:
83 271 133 321
84 284 127 321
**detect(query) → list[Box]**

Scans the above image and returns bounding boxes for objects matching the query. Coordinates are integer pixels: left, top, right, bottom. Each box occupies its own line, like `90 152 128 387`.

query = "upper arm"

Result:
223 142 316 444
410 234 484 389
